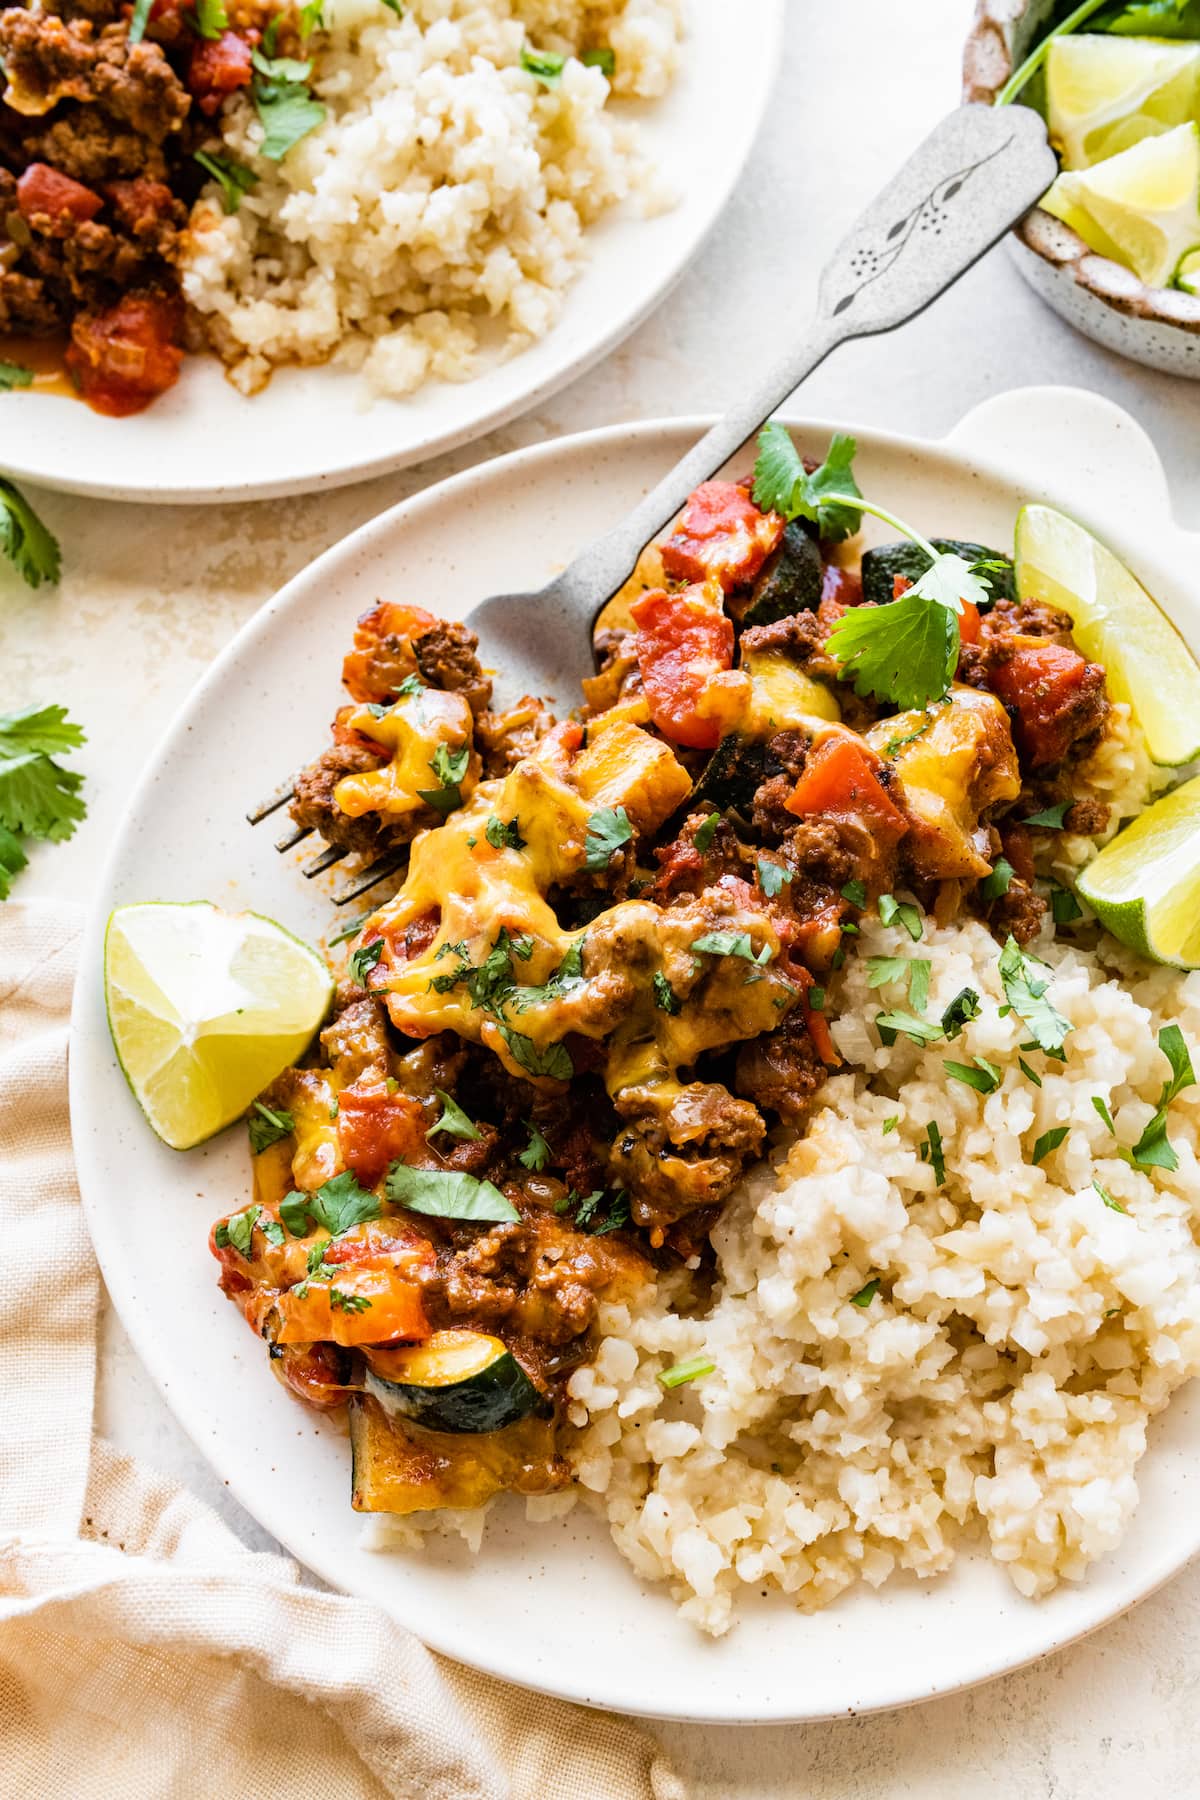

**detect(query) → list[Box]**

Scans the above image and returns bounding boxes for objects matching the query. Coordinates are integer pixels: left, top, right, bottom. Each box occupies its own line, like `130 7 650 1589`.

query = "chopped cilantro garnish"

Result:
944 1058 1001 1095
882 1115 899 1134
1018 1057 1042 1087
878 894 923 941
1092 1095 1116 1133
920 1120 945 1183
330 1288 372 1314
999 936 1071 1055
850 1278 879 1307
653 970 681 1015
907 959 931 1015
1094 1179 1128 1215
1024 799 1072 830
253 66 326 160
194 0 229 39
248 1100 294 1154
299 0 324 34
866 955 909 989
692 930 768 962
499 1026 573 1081
128 0 153 42
386 1162 518 1223
841 879 867 909
808 987 826 1011
1130 1024 1195 1171
329 912 371 947
281 1171 381 1237
0 362 33 391
518 1121 551 1171
693 810 720 853
485 814 525 851
426 1089 481 1143
194 149 258 214
657 1353 715 1390
1031 1126 1069 1166
261 1217 285 1247
757 856 792 898
521 45 566 83
751 425 863 542
876 1009 943 1047
980 857 1014 902
214 1203 261 1257
348 937 384 987
941 987 981 1039
418 740 470 815
0 704 86 894
581 46 615 74
0 479 61 588
584 805 632 871
1051 884 1083 926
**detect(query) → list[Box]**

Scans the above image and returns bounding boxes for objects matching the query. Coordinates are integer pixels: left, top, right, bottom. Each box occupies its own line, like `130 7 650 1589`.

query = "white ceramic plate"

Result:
71 389 1200 1722
0 1 781 504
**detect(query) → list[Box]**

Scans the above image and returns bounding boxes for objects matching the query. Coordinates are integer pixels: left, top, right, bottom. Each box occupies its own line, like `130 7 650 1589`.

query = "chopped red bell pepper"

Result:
630 585 734 750
342 602 438 702
188 29 253 115
65 294 183 417
17 163 103 225
336 1077 427 1183
989 643 1104 768
660 482 784 592
785 736 907 835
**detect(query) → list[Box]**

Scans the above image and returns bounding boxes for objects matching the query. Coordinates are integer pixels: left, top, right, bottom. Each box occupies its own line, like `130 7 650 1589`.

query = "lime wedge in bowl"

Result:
1015 503 1200 767
104 900 333 1150
1041 120 1200 286
1078 775 1200 966
1177 246 1200 292
1045 34 1200 171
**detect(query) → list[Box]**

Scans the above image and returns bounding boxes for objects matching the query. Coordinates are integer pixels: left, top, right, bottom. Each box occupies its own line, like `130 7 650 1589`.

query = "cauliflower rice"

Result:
182 0 682 397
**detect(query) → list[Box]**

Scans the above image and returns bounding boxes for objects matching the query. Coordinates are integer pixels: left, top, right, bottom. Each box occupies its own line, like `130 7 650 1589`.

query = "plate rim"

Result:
70 399 1200 1721
1 2 784 504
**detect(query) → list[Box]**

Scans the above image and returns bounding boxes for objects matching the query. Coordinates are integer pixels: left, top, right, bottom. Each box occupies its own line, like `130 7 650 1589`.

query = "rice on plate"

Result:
182 0 682 398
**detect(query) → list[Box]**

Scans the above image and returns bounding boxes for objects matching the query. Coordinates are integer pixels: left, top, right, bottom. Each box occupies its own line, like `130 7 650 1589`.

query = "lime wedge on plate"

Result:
1177 246 1200 291
1045 34 1200 170
1015 503 1200 766
1078 775 1200 965
1041 120 1200 286
104 901 333 1150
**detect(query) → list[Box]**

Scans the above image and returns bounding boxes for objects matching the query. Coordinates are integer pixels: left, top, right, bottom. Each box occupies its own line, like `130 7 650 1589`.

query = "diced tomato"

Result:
785 736 907 836
188 29 253 116
66 294 183 417
660 482 784 592
105 178 178 234
989 643 1101 768
322 1218 434 1273
275 1340 350 1409
820 563 862 608
336 1078 427 1183
17 163 102 225
276 1271 428 1347
342 602 438 703
958 598 982 646
630 585 735 750
803 998 838 1067
330 703 386 752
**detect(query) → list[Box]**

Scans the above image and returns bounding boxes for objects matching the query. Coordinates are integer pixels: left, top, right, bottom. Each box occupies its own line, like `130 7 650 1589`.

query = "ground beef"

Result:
734 1012 828 1124
288 740 399 859
475 695 557 778
609 1081 766 1230
0 13 189 138
739 610 825 666
319 991 394 1084
413 621 492 715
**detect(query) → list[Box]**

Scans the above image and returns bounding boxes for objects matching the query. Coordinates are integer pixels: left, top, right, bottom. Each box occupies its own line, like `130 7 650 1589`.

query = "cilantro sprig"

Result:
0 478 61 589
998 937 1071 1056
752 425 863 542
0 703 86 898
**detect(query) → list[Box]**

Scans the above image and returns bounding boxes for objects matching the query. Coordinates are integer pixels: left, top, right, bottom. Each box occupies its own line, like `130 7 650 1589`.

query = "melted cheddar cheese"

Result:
334 685 478 820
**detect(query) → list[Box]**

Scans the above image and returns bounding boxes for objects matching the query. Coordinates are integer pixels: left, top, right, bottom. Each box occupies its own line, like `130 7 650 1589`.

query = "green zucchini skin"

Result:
860 540 1015 609
364 1347 545 1434
740 522 823 626
690 734 767 814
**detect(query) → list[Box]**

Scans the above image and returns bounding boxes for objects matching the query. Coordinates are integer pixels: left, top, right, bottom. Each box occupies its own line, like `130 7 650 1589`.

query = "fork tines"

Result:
246 774 299 825
248 768 404 906
333 852 406 906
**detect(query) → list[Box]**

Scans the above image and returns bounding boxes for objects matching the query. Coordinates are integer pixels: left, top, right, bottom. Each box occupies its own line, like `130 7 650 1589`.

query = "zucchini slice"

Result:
740 521 823 626
349 1394 559 1513
363 1329 545 1434
860 539 1014 609
689 733 767 814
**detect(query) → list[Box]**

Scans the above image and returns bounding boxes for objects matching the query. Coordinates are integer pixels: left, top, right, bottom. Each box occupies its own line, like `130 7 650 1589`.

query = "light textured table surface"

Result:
8 0 1200 1791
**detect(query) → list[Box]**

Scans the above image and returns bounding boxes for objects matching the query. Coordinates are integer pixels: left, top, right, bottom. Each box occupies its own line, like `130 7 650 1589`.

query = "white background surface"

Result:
7 0 1200 1790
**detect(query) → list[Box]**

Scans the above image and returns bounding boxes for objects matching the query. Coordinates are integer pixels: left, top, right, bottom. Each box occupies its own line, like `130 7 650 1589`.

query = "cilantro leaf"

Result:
195 0 229 38
693 810 720 853
521 45 566 84
329 912 371 947
653 970 681 1014
253 75 326 161
215 1204 261 1256
998 936 1071 1055
850 1278 879 1307
920 1120 945 1183
0 823 28 899
878 894 923 941
941 987 981 1039
248 1100 294 1153
692 930 771 963
1092 1095 1116 1133
581 46 615 74
907 552 994 615
658 1353 715 1389
882 1115 899 1133
1024 799 1072 830
1094 1179 1128 1214
485 814 525 851
0 478 61 588
907 959 931 1014
194 149 258 214
757 856 791 898
827 589 958 712
417 740 470 815
584 805 632 871
945 1057 1002 1095
1052 885 1083 926
518 1121 551 1171
876 1008 943 1047
128 0 153 42
426 1089 481 1142
1130 1024 1195 1170
1031 1126 1069 1166
0 362 33 391
348 937 384 987
0 710 87 845
980 858 1014 902
251 47 314 81
330 1288 371 1314
499 1026 573 1081
0 704 85 759
300 0 324 33
840 879 867 908
751 425 863 541
282 1171 381 1237
386 1162 519 1223
866 955 909 989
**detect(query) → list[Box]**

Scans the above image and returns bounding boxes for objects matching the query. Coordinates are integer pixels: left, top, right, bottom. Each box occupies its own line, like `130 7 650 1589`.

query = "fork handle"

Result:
545 101 1057 619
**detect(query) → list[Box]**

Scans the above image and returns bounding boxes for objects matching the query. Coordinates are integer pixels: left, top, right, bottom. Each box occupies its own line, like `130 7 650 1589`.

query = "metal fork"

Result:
249 102 1056 906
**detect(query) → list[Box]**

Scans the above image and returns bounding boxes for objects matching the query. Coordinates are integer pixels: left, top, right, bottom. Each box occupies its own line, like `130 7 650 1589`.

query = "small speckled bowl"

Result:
964 0 1200 376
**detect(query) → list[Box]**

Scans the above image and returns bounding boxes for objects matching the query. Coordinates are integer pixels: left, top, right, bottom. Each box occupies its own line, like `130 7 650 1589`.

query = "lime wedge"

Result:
1015 503 1200 767
1041 121 1200 286
1078 775 1200 965
1176 246 1200 291
1046 34 1200 171
104 901 333 1150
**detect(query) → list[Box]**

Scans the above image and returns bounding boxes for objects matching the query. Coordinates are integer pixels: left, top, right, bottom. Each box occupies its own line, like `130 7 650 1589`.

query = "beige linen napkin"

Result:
0 901 683 1800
